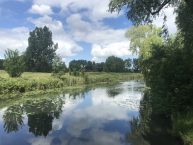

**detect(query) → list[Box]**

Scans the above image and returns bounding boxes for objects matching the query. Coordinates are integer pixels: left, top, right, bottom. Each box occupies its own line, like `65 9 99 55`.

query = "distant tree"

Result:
25 26 57 72
133 58 140 72
124 58 132 71
104 56 125 72
52 55 66 74
94 62 105 72
0 59 4 70
3 49 25 77
69 60 87 71
85 61 93 71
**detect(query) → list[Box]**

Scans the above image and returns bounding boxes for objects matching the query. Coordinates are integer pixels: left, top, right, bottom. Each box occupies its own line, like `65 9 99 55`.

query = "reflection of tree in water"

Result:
27 113 54 137
107 87 123 98
24 97 63 137
3 96 63 137
3 105 24 133
127 91 183 145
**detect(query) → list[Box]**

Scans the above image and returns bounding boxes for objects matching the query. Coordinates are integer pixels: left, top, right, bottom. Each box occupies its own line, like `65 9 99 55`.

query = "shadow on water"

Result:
127 91 183 145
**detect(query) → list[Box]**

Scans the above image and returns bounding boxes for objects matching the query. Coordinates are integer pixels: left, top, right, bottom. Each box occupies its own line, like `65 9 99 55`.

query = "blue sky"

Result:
0 0 176 64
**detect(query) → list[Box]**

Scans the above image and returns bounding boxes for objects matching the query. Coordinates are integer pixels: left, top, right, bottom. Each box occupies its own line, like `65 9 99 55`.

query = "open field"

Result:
0 70 143 99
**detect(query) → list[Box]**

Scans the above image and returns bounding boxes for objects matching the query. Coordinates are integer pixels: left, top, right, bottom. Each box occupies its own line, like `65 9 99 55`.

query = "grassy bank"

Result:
0 70 143 99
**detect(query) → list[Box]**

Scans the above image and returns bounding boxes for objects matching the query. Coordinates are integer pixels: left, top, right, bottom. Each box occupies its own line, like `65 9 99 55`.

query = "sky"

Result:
0 0 177 64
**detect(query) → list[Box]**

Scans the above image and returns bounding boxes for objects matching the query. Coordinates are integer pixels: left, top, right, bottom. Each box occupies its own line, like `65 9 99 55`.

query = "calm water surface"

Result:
0 81 181 145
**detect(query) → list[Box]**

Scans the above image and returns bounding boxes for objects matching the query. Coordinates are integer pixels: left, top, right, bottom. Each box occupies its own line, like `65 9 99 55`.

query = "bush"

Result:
3 49 25 77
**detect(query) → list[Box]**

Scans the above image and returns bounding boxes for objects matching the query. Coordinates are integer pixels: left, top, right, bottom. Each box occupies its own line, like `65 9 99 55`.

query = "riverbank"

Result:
0 70 143 100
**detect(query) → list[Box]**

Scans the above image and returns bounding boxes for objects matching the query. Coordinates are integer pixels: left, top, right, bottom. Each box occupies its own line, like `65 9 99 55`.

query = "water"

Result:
0 81 181 145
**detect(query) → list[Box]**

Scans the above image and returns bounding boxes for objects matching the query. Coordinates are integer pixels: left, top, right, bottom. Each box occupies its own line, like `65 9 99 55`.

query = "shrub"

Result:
3 49 25 77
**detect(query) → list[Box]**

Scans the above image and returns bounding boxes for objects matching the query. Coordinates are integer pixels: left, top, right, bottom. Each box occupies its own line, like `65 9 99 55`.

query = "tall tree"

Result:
25 26 57 72
126 25 162 60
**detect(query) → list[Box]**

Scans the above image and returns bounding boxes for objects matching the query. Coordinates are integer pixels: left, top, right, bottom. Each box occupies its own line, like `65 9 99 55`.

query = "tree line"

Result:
1 26 140 77
68 57 140 73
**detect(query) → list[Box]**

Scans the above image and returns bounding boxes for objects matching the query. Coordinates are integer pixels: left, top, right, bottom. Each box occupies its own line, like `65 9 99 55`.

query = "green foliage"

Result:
69 60 87 72
52 55 66 74
133 58 140 72
25 26 57 72
0 71 142 96
3 49 25 77
93 62 105 72
0 59 4 70
104 56 125 72
109 0 193 143
109 0 179 24
126 25 163 59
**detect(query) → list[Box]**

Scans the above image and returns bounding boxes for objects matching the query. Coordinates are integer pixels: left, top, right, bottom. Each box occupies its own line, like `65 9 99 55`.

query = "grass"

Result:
0 70 143 99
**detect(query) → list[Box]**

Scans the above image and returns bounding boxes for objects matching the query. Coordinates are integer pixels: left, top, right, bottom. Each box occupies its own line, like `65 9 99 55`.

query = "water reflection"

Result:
3 105 24 133
25 98 63 137
0 81 168 145
128 91 183 145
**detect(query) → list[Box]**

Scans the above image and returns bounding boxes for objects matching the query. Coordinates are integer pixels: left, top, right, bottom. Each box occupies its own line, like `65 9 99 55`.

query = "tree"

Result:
25 26 57 72
3 49 25 77
109 0 180 25
69 60 87 71
126 25 163 60
52 55 66 74
125 25 163 73
93 62 105 72
85 61 93 71
104 56 125 72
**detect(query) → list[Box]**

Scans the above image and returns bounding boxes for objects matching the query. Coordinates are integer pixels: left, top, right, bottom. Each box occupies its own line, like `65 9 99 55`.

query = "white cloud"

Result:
91 41 131 62
66 13 126 45
66 13 132 62
29 4 53 16
153 6 177 34
0 27 29 57
32 0 119 21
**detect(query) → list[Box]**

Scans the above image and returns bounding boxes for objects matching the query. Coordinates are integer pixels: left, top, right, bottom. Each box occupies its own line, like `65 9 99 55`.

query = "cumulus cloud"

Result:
66 13 132 62
91 41 131 62
32 0 119 21
29 4 53 15
0 27 29 58
66 13 127 44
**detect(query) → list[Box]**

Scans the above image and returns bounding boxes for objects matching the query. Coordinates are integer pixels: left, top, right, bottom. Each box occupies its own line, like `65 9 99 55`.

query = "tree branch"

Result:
141 0 171 15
